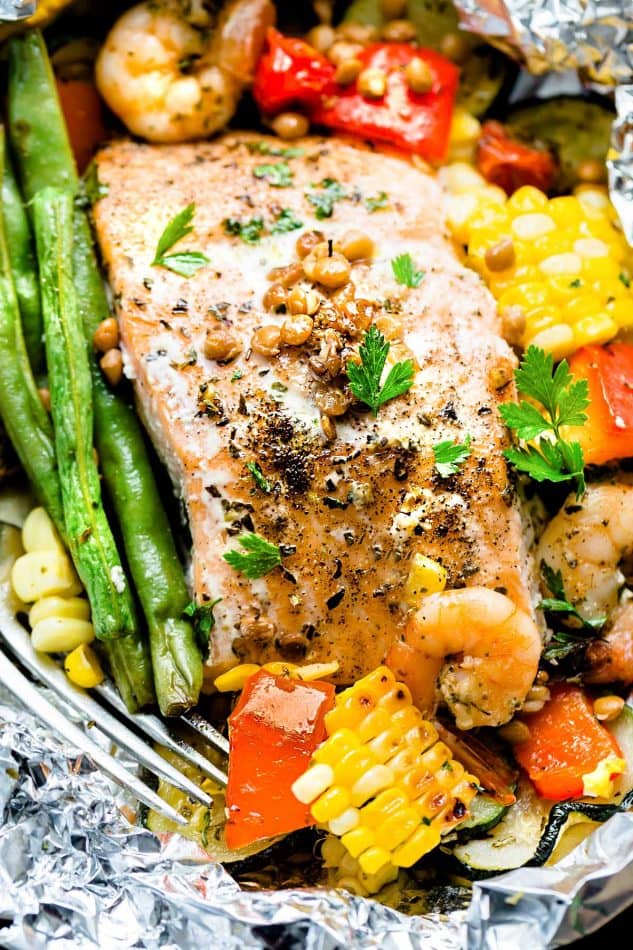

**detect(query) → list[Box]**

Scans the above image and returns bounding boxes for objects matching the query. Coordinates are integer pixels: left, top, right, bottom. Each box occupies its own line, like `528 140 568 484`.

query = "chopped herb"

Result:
247 141 304 158
80 161 109 206
307 178 346 219
347 324 415 416
499 346 589 498
364 191 389 213
620 272 631 289
569 278 582 288
433 435 472 477
253 162 293 187
223 532 282 579
152 203 210 276
271 208 303 234
245 461 271 493
223 216 265 244
391 252 425 288
231 369 243 382
182 597 222 659
540 561 605 661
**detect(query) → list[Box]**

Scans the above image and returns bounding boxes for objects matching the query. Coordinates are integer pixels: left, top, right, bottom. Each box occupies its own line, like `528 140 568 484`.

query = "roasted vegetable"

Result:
506 96 614 193
567 344 633 466
477 120 557 195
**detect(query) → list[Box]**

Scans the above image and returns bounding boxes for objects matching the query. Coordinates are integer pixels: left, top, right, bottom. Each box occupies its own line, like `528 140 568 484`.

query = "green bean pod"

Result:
33 187 136 642
9 30 203 713
2 150 43 372
0 127 61 526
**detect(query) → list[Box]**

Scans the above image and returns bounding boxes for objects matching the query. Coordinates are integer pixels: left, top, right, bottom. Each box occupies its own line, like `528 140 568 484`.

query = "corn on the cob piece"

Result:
440 166 633 357
214 660 339 692
292 667 478 878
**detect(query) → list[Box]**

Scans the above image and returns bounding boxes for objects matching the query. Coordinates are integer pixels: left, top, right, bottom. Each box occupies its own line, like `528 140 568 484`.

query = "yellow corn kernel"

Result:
601 277 630 301
11 550 81 602
367 727 404 764
404 553 447 605
574 237 610 260
530 232 575 263
564 294 604 324
608 298 633 328
21 507 64 553
350 764 395 807
438 161 485 194
31 616 95 653
573 313 618 348
357 845 392 875
374 807 421 851
64 643 104 688
295 661 339 681
582 256 621 283
311 785 351 823
321 834 347 868
357 707 393 743
360 788 409 829
528 323 576 360
523 307 561 337
358 860 399 894
262 661 299 677
328 807 360 836
213 663 261 692
291 763 334 804
392 823 442 868
575 185 610 215
507 186 548 214
511 212 556 241
334 748 375 786
547 276 587 305
313 729 361 765
29 595 90 627
449 109 481 147
341 825 375 859
445 192 480 245
548 196 583 228
477 184 508 206
498 283 550 313
539 252 583 277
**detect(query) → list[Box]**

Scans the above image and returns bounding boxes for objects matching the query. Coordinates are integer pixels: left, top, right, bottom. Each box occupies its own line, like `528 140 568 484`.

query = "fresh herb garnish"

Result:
223 216 265 244
152 203 210 276
247 141 304 158
253 162 293 187
620 272 631 289
391 252 425 289
307 178 346 219
223 533 282 579
270 208 303 234
80 161 109 206
433 435 472 477
569 278 582 288
499 346 589 498
365 191 389 213
231 369 243 382
245 461 271 493
183 597 222 659
540 561 605 661
347 324 414 416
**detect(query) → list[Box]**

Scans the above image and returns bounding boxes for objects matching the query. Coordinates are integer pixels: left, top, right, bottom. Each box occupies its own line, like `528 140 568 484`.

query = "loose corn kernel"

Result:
404 553 447 605
214 664 261 692
21 507 63 553
511 213 555 241
507 185 549 214
11 550 81 602
527 323 576 361
64 643 104 688
293 667 477 874
573 313 618 348
295 661 340 681
449 109 481 147
29 595 90 626
31 616 95 653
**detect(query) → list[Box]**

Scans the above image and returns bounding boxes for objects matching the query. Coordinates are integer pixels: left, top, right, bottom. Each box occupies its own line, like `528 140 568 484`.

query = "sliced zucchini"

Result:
606 703 633 800
455 793 509 840
506 96 614 192
457 46 515 118
342 0 384 25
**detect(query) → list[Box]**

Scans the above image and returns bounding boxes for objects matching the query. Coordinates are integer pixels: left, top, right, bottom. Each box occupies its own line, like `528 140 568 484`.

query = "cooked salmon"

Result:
93 133 534 684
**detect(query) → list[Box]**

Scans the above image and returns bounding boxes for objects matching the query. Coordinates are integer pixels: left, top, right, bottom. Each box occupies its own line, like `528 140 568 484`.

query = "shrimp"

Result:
392 587 541 730
585 600 633 684
536 484 633 623
95 0 275 143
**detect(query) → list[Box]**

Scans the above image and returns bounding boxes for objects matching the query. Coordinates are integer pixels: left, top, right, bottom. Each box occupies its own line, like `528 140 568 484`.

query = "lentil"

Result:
313 252 352 288
38 386 51 412
315 387 352 417
204 327 241 362
358 67 387 99
593 694 624 722
99 347 123 386
251 324 282 356
267 262 303 287
521 683 551 714
485 237 516 272
296 229 326 258
577 158 607 184
440 31 471 64
281 314 314 345
381 19 417 42
306 24 336 53
334 58 363 86
271 112 310 140
328 41 364 67
92 316 119 353
374 314 404 340
405 57 434 94
499 720 531 744
337 229 375 261
263 282 288 311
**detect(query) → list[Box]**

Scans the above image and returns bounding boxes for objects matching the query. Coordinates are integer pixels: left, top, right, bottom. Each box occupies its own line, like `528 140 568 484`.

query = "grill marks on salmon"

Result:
93 133 533 683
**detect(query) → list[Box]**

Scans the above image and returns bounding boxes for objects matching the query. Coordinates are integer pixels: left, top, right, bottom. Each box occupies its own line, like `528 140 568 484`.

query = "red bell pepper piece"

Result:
225 669 335 849
477 120 557 195
514 684 622 801
568 343 633 466
253 30 458 162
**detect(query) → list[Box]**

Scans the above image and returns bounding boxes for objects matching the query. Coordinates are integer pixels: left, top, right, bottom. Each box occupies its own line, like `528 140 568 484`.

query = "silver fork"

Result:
0 584 229 826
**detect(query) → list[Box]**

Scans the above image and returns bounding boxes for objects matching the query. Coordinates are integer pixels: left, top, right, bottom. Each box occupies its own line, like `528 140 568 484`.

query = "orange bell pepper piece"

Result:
56 79 107 174
568 343 633 466
514 684 622 801
225 669 335 849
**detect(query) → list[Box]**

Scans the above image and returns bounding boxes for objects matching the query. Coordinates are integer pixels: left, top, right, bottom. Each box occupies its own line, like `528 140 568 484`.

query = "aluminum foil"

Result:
0 0 35 21
609 85 633 245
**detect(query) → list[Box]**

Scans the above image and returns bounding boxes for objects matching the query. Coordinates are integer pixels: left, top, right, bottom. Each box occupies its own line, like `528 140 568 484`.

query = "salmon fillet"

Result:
93 133 533 684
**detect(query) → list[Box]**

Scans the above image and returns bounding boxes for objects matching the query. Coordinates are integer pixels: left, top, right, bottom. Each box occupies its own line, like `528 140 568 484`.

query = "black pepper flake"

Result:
452 799 467 819
323 496 348 510
172 298 188 314
143 277 153 291
332 558 342 579
205 485 221 498
326 588 345 610
238 395 248 415
238 301 253 313
478 405 492 416
393 458 408 482
279 544 297 557
440 401 458 422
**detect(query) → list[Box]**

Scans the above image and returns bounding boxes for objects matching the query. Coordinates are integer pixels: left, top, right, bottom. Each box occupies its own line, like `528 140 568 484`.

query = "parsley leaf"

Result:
433 435 472 477
540 561 605 661
391 253 425 289
183 597 222 660
246 141 304 158
365 191 389 213
307 178 346 219
270 208 303 234
152 203 209 275
499 346 589 497
223 533 282 579
223 216 265 244
253 162 293 187
347 325 414 416
619 271 631 289
245 461 271 493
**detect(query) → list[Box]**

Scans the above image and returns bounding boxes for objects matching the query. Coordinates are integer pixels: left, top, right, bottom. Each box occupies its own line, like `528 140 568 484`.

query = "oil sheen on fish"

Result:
93 133 533 684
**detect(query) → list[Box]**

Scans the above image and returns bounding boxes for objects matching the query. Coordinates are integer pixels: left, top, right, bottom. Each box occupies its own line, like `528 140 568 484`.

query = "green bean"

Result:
33 187 136 642
9 30 203 714
2 150 43 372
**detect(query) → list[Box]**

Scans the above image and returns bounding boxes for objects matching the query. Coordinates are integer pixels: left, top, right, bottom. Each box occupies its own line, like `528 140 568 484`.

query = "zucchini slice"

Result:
506 96 614 192
456 46 515 118
455 793 510 840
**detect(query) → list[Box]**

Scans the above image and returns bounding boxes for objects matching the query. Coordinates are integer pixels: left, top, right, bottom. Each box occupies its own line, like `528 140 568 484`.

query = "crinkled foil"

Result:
455 1 632 83
0 1 35 21
609 85 633 244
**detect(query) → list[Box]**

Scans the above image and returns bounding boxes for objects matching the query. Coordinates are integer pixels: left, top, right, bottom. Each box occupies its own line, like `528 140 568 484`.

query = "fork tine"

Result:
0 649 188 825
96 680 228 787
181 710 230 756
0 607 214 805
